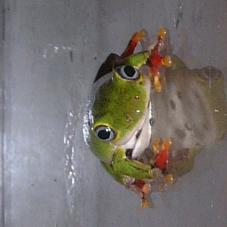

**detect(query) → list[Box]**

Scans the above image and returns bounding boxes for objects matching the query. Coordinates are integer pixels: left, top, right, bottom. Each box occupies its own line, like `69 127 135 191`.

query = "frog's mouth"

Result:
120 101 153 160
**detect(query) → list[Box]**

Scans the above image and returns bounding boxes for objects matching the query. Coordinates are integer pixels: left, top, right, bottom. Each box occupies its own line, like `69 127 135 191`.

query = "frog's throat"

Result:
120 101 153 159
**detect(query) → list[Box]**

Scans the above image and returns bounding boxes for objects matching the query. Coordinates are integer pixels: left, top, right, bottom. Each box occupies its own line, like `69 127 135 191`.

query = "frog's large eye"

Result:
117 65 139 80
95 125 116 141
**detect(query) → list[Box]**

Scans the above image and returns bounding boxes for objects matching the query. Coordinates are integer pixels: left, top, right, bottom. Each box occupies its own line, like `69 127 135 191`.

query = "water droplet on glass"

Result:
42 43 74 59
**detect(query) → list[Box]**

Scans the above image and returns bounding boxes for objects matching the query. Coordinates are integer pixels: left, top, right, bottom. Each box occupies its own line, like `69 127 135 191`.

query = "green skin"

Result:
89 52 157 184
88 52 227 185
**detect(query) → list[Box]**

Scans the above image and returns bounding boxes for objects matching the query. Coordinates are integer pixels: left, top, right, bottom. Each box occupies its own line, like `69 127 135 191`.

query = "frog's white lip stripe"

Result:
120 101 152 159
132 102 152 158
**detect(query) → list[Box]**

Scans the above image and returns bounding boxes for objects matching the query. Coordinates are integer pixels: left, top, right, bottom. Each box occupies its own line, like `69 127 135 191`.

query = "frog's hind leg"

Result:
194 66 227 139
140 29 151 51
121 30 146 58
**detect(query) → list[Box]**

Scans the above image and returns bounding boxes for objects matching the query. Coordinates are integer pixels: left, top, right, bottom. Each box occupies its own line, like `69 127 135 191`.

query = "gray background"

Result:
1 0 227 226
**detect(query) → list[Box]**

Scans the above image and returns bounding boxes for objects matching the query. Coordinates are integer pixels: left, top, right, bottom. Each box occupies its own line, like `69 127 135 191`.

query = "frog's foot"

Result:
150 138 175 187
152 173 175 194
164 174 175 185
132 180 152 208
121 29 146 58
152 137 172 172
148 27 172 92
141 194 152 208
140 183 152 208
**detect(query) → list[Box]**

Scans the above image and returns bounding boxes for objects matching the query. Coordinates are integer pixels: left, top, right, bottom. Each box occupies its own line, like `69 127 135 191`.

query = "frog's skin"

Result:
88 51 227 181
86 30 227 202
89 52 160 183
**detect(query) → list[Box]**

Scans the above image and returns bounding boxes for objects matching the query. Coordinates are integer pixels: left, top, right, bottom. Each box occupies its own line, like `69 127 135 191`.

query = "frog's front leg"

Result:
113 148 162 180
101 147 161 208
101 148 160 183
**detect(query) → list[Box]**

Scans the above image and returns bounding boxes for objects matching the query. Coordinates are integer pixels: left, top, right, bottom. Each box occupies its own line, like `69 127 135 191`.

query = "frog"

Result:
85 28 227 208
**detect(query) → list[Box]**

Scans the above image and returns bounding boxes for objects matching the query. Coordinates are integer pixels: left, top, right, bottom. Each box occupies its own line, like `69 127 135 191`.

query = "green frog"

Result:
85 28 227 207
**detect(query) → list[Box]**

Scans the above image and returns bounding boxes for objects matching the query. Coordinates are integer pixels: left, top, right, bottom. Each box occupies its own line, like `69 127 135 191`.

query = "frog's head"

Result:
88 52 152 164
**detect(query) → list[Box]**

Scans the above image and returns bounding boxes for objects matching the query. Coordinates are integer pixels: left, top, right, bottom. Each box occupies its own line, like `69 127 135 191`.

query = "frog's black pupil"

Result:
124 65 135 77
98 129 110 140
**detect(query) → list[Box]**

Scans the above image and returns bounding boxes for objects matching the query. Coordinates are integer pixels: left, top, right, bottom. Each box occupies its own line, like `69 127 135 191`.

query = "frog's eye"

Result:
95 125 116 141
117 65 139 80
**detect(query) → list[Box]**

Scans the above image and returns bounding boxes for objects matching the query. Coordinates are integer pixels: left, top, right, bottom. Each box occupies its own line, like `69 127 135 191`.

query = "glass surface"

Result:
1 0 227 226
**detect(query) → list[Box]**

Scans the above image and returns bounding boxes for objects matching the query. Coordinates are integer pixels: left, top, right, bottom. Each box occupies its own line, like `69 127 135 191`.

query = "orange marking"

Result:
154 138 172 171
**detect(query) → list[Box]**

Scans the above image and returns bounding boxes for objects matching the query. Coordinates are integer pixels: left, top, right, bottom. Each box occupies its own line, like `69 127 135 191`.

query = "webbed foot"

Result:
148 28 172 92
